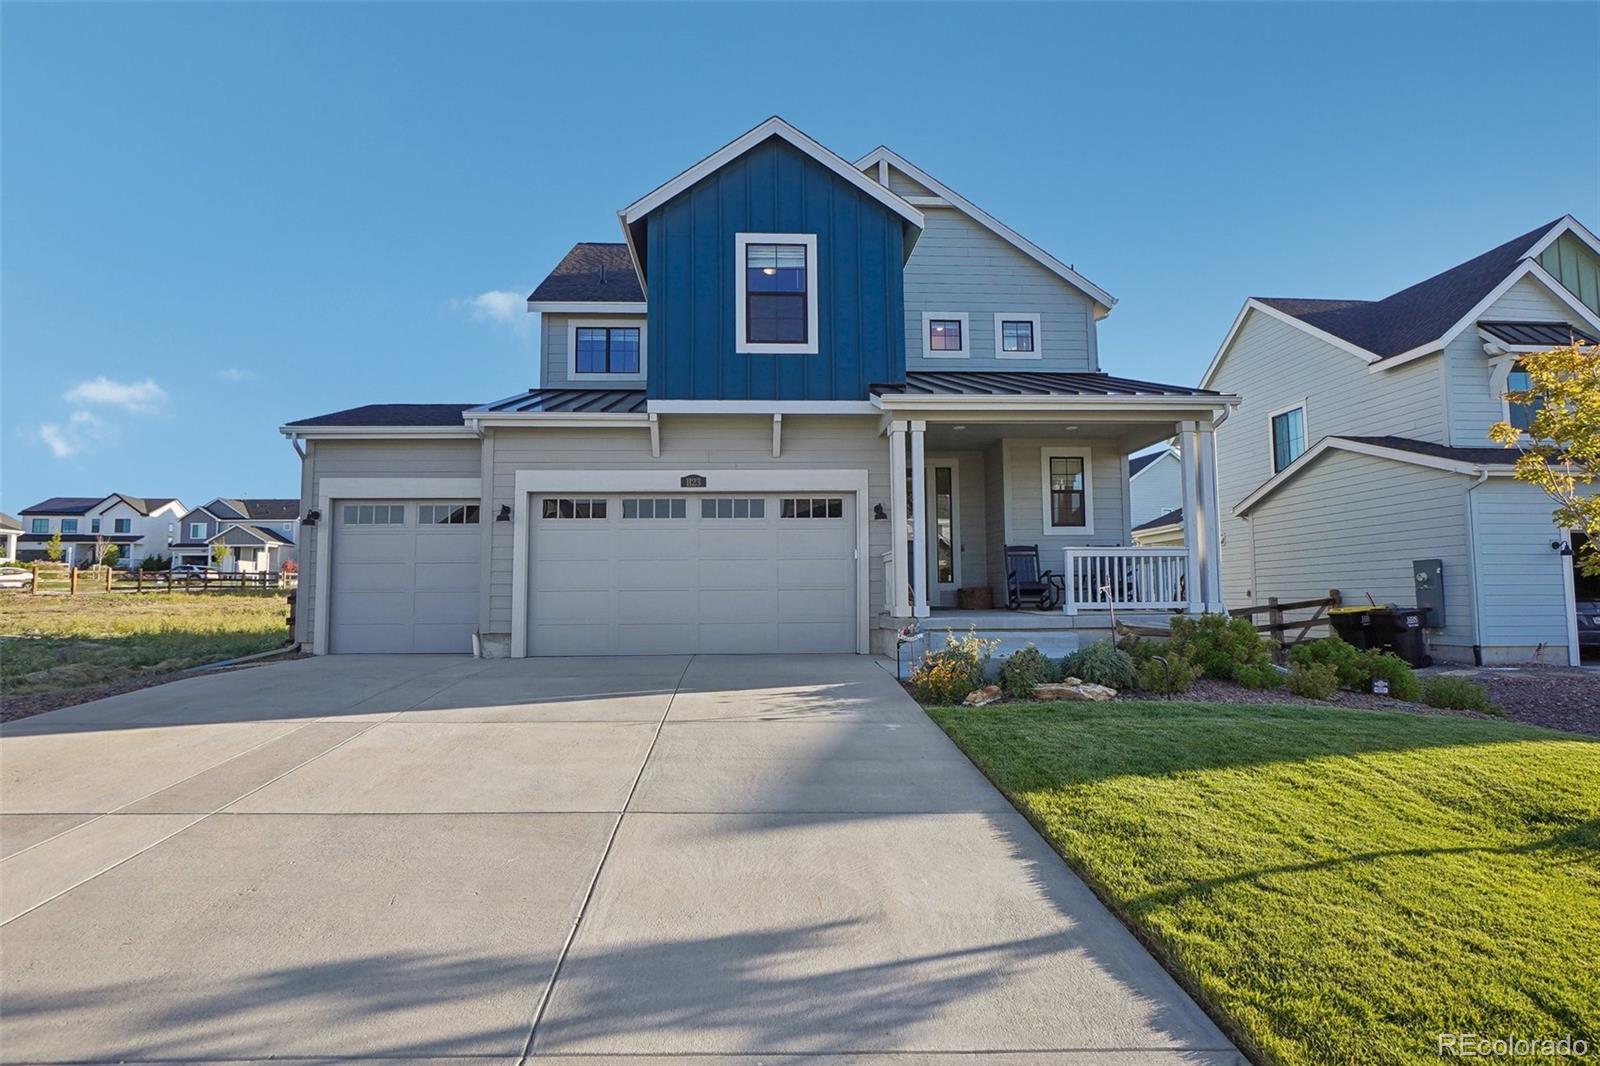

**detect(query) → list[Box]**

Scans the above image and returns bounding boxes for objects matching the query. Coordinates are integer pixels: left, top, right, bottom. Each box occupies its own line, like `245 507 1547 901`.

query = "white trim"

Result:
1040 444 1095 536
280 425 475 439
527 301 646 314
992 312 1043 360
920 311 970 359
1560 526 1581 666
1233 437 1513 517
566 318 648 383
467 411 651 429
623 117 924 230
310 476 483 656
887 422 910 618
874 392 1237 417
925 454 962 601
1200 299 1378 390
1523 213 1600 268
187 522 207 541
1265 399 1309 478
853 146 1116 313
646 399 879 415
910 421 928 618
205 524 273 546
734 233 819 355
509 468 872 657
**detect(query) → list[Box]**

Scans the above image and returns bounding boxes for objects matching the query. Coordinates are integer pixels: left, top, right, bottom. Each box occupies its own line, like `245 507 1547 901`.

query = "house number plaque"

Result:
680 474 707 488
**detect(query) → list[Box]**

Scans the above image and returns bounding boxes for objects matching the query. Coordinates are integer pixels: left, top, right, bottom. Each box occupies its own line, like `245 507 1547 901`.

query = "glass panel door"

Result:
926 461 960 604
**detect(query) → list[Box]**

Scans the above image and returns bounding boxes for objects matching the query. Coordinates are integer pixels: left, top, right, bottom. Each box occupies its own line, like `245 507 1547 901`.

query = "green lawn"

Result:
0 591 292 698
928 700 1600 1065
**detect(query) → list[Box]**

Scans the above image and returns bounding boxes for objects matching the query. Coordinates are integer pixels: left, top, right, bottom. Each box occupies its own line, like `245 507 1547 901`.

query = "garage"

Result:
329 500 481 653
527 493 857 655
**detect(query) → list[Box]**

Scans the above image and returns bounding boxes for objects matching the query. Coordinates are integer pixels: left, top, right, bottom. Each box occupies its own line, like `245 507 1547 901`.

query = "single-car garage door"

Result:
330 501 481 653
528 493 856 655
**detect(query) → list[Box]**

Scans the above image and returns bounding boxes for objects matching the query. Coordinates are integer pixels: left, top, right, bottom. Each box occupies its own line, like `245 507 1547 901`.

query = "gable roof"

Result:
0 512 21 532
208 498 298 521
283 404 478 428
527 243 645 308
1132 506 1183 533
96 493 179 516
1201 215 1600 387
854 146 1117 315
618 117 925 293
1129 448 1177 478
20 496 108 516
1234 435 1522 516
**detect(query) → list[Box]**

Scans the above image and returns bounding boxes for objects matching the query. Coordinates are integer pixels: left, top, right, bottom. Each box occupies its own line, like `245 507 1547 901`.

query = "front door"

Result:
925 459 960 606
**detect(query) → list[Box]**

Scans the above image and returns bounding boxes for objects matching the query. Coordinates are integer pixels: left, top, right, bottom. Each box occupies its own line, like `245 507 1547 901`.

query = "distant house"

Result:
169 498 299 572
1203 215 1600 665
15 495 186 567
0 513 20 561
1128 446 1183 528
1131 507 1184 548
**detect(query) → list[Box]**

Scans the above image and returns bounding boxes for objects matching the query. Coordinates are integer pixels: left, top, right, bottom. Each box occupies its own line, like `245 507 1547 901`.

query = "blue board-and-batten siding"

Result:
644 137 907 401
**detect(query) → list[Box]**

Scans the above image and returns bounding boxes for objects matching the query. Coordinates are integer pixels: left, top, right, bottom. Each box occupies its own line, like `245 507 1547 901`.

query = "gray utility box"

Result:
1413 559 1445 628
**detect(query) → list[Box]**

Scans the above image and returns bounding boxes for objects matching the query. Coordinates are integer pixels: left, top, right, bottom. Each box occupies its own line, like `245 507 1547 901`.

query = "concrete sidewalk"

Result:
0 653 1240 1063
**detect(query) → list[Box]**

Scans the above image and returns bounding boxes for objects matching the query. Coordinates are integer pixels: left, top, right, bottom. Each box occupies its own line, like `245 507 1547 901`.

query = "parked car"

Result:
1575 533 1600 655
0 566 36 590
169 564 220 577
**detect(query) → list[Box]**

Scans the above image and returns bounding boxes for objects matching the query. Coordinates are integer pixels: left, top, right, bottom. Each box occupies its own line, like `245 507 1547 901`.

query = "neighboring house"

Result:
0 513 20 561
1128 446 1183 527
169 498 299 572
1132 507 1185 548
15 495 186 567
1203 215 1600 665
281 117 1235 656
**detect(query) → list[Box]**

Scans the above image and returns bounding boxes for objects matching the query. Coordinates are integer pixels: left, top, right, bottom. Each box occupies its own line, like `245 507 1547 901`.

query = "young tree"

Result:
211 541 230 570
92 536 109 568
46 531 63 562
1490 339 1600 575
102 544 121 569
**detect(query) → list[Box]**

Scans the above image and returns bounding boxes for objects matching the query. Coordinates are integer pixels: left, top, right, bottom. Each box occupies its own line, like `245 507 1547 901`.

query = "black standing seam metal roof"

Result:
1254 218 1565 359
1477 320 1598 347
527 244 645 304
874 370 1221 398
475 388 648 415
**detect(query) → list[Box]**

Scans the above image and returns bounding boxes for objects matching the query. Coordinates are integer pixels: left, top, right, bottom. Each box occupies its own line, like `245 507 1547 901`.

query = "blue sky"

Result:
4 2 1597 515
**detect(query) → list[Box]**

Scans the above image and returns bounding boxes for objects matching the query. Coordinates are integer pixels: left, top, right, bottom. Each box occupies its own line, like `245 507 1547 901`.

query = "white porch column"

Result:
910 419 929 618
887 420 911 618
1177 422 1203 613
1194 421 1226 613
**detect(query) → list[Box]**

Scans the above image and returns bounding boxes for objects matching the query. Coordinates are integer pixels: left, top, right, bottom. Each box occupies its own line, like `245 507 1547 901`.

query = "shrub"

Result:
1138 653 1198 694
1287 661 1340 700
909 627 998 705
139 554 170 573
1421 675 1500 714
1364 652 1422 702
1289 635 1371 690
282 560 299 574
1168 613 1274 682
1062 640 1138 691
998 644 1059 698
1233 660 1284 690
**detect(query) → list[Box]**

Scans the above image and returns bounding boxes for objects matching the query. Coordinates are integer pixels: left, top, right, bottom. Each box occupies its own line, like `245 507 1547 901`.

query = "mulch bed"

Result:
1 650 307 724
1430 664 1600 737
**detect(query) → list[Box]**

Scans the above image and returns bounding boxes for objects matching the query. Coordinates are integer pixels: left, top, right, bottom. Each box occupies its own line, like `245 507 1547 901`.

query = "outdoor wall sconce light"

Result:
496 504 513 522
1552 540 1574 556
302 510 321 526
873 504 887 520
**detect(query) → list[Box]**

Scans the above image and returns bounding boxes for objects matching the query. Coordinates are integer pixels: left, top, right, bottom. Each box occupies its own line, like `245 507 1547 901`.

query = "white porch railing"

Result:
1062 547 1189 614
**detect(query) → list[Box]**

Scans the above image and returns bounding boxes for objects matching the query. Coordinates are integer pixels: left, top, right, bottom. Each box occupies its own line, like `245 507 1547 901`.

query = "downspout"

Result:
1464 467 1489 666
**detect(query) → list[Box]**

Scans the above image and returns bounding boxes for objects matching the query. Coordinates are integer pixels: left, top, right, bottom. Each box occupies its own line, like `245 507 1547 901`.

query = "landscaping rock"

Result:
963 685 1003 707
1032 682 1117 701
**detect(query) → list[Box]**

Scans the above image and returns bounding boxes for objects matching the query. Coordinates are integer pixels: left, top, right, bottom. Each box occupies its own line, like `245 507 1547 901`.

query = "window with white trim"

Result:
622 497 687 519
90 518 101 533
1270 405 1307 473
570 323 643 376
921 312 969 358
541 498 607 520
61 519 78 534
1043 454 1088 532
780 497 843 519
735 233 818 354
700 497 765 519
189 522 206 539
114 518 132 534
1506 362 1543 432
995 313 1042 358
30 518 48 534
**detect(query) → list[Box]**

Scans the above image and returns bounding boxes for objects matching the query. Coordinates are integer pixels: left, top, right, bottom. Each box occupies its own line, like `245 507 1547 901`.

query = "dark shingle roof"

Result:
874 370 1220 398
285 404 478 428
1132 507 1183 533
19 533 141 543
1336 435 1520 467
248 524 295 544
528 244 645 304
1128 451 1171 477
475 388 647 415
1256 219 1564 359
104 494 179 516
1478 320 1598 347
210 498 298 521
20 496 105 516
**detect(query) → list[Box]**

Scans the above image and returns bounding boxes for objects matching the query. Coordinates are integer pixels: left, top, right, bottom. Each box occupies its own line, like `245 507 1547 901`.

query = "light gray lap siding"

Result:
485 416 889 637
1447 274 1582 447
903 207 1097 373
1471 479 1584 657
540 312 648 389
999 437 1128 563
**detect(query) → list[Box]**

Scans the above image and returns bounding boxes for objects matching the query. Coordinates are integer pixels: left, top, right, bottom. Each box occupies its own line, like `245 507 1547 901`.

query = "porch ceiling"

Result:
919 419 1180 453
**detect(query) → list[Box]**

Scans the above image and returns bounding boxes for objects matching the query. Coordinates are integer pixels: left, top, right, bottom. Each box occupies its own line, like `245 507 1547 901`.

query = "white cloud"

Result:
38 410 115 459
63 376 168 415
218 367 257 382
456 289 532 333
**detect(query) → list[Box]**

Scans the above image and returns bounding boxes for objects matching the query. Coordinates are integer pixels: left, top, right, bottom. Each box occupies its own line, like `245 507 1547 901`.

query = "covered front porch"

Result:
871 372 1236 653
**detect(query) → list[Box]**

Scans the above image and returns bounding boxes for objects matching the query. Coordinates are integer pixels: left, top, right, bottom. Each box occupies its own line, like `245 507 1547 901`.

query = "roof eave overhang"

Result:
873 392 1235 413
278 424 477 440
1234 437 1517 516
465 411 652 430
526 300 647 315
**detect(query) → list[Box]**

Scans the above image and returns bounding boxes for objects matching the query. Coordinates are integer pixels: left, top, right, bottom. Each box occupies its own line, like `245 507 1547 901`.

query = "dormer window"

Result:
567 320 646 379
735 233 818 354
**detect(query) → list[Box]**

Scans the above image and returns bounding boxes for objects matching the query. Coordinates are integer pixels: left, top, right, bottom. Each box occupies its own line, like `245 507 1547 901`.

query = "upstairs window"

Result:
90 518 101 533
996 313 1042 359
189 522 207 540
114 518 131 534
735 233 818 354
30 518 48 534
930 320 962 350
1507 362 1543 432
573 326 641 375
1270 404 1307 473
61 519 78 534
921 312 969 358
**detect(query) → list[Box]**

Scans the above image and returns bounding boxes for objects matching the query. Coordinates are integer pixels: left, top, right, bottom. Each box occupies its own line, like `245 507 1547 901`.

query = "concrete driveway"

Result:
1 654 1239 1064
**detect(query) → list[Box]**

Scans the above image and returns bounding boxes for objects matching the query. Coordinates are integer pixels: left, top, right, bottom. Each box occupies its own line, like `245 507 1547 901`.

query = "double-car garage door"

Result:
527 493 857 655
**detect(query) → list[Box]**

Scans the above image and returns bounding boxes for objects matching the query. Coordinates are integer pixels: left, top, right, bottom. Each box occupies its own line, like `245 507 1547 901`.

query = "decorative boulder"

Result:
963 685 1003 707
1032 682 1117 702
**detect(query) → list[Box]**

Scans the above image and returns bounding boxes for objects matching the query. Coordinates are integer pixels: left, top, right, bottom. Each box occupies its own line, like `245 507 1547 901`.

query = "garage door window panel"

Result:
780 497 844 519
344 504 406 525
700 497 765 519
622 497 687 520
542 498 608 520
418 503 480 525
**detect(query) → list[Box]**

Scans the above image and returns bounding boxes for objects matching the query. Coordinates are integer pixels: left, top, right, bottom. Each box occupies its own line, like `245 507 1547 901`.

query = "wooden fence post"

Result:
70 568 77 595
1267 596 1284 663
104 566 111 592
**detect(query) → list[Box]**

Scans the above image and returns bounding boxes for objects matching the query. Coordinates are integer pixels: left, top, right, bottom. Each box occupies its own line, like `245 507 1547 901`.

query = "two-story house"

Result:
281 118 1235 656
1202 216 1600 665
15 494 186 566
169 498 300 572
